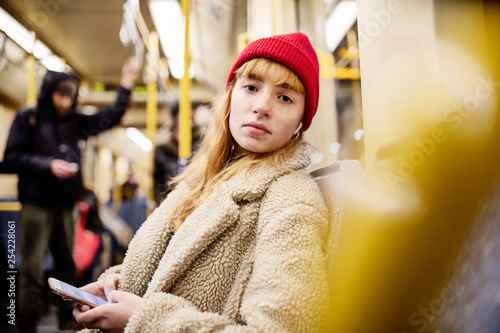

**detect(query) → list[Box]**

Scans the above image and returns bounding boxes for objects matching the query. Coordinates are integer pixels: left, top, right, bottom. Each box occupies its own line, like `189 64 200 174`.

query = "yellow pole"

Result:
178 0 191 169
146 32 159 205
27 54 36 104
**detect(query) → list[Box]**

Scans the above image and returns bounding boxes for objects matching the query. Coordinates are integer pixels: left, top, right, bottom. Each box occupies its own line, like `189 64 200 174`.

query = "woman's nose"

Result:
252 94 272 117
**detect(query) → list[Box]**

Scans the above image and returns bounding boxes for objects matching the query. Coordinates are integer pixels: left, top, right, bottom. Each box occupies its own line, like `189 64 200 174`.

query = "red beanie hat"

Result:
226 32 320 131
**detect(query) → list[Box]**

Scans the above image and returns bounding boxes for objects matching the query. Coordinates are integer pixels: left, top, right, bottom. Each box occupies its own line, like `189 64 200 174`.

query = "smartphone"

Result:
48 277 108 308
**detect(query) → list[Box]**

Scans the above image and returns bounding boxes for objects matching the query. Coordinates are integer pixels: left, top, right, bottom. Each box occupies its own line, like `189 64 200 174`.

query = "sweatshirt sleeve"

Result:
3 110 53 175
78 86 132 139
124 174 330 333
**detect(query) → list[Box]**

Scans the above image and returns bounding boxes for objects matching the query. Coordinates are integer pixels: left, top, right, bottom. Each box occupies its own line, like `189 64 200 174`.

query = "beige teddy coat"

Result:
86 142 330 332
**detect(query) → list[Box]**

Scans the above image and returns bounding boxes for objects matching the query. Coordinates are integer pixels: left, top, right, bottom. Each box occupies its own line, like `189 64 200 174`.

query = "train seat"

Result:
311 160 363 277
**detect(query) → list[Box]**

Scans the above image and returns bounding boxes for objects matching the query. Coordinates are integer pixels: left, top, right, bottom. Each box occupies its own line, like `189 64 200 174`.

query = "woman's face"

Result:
229 74 305 154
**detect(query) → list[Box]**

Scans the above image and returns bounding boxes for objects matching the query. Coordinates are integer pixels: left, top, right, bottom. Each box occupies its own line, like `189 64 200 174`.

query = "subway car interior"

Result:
0 0 499 332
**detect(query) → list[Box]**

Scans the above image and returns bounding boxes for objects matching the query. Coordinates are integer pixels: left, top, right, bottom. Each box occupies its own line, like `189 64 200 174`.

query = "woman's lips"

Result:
244 122 270 135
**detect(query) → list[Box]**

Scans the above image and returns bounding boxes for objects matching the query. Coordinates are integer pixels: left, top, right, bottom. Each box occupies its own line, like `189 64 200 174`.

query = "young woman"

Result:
74 32 330 333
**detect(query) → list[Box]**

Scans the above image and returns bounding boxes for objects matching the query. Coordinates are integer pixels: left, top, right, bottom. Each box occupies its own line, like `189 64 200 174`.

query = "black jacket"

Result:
3 70 132 206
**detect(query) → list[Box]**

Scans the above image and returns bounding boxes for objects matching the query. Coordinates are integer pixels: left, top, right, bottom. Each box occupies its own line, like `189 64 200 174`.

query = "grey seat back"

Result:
311 160 362 277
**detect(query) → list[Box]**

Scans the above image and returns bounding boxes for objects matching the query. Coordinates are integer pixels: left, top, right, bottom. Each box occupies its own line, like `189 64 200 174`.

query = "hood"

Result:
37 70 80 116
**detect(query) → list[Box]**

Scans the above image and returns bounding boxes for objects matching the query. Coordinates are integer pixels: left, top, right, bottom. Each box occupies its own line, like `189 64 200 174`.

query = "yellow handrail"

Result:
178 0 191 168
0 202 21 211
146 32 159 205
27 54 36 104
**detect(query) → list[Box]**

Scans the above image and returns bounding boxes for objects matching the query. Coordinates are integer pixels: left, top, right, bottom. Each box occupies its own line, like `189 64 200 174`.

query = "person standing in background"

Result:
153 101 202 204
3 57 139 332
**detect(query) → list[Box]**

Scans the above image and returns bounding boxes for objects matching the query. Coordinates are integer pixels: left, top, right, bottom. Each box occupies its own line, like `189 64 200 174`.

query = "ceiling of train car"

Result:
1 0 245 98
2 0 137 84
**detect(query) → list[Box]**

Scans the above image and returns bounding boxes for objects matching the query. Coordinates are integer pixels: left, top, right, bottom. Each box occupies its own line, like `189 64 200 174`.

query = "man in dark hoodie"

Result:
3 57 139 331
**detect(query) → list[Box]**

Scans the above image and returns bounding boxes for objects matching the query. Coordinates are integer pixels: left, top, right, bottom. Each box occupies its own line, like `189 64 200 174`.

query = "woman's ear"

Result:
293 122 303 136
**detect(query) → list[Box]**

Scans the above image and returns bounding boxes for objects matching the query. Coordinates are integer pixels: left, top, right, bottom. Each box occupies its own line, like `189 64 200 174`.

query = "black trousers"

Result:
18 202 76 326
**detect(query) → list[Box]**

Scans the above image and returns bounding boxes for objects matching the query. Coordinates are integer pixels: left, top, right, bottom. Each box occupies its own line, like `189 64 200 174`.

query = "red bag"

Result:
72 201 102 277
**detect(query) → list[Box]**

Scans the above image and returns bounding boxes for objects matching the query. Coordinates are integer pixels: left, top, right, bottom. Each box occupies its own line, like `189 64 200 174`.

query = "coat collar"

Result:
223 141 313 202
136 141 313 296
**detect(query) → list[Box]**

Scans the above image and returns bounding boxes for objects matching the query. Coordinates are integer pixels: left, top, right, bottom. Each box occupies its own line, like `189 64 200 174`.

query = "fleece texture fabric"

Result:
82 141 329 333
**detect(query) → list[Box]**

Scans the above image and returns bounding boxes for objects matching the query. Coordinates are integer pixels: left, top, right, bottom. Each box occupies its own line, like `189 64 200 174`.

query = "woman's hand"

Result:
73 290 144 333
79 273 121 301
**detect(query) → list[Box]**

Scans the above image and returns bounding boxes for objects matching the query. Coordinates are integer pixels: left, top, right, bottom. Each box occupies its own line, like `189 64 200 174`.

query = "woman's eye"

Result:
280 95 293 103
244 85 257 92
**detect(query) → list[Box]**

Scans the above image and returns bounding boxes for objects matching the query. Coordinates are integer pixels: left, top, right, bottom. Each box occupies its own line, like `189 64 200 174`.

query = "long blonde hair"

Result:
168 58 306 231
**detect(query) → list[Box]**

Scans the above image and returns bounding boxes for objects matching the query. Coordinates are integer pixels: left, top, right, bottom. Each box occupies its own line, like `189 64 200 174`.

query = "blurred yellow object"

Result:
325 1 500 332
